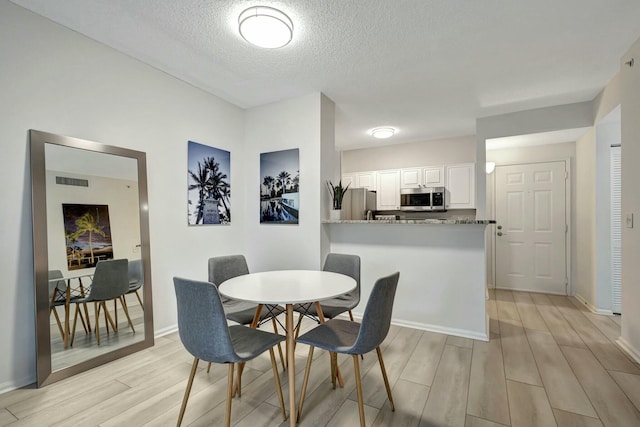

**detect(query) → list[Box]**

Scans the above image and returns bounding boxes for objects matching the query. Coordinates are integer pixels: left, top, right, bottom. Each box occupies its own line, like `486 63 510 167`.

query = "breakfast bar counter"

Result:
325 219 493 341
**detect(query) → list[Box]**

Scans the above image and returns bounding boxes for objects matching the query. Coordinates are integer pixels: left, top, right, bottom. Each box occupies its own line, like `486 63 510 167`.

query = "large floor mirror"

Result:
30 130 154 387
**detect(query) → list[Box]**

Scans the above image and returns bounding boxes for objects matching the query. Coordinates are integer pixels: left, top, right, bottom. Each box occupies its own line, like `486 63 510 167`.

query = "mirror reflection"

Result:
31 130 153 387
45 144 145 371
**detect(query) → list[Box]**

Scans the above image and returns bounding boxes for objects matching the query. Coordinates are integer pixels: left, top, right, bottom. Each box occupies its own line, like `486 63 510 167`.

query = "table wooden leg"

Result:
232 304 264 397
64 285 71 348
315 302 344 387
287 304 295 427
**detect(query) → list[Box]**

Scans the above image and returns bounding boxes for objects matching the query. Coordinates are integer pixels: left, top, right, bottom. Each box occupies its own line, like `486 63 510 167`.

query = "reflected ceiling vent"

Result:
56 176 88 187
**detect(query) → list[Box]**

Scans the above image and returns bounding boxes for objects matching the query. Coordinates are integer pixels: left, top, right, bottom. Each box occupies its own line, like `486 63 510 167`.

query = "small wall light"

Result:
370 127 396 139
485 162 496 174
238 6 293 49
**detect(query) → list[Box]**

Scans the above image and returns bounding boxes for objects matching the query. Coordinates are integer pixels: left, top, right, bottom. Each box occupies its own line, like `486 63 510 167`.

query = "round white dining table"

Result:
219 270 356 427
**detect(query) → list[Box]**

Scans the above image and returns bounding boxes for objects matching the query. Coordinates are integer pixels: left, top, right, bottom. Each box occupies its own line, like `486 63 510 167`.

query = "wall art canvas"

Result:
62 204 113 270
260 148 299 224
188 140 231 225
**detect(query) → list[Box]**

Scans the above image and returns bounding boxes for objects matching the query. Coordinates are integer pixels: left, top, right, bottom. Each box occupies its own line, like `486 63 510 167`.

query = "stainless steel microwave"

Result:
400 187 445 211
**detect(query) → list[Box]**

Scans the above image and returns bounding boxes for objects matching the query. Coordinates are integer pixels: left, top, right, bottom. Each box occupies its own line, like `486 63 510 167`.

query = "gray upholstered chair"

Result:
173 277 286 427
296 271 400 427
48 270 68 340
208 255 285 369
293 253 361 334
69 259 134 345
125 258 144 308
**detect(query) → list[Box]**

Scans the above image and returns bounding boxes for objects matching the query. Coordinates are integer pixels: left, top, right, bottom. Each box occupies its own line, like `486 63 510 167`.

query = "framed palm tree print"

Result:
260 148 299 224
62 204 113 270
188 140 231 225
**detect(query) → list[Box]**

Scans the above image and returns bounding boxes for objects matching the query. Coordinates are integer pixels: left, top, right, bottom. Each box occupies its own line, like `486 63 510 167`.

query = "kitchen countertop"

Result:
323 219 496 224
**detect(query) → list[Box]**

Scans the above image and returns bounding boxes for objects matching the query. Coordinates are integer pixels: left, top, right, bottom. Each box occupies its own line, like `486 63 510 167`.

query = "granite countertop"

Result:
322 219 496 225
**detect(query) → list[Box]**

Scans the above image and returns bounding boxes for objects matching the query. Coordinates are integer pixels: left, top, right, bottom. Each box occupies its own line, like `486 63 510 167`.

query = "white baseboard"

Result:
0 375 36 395
617 337 640 364
574 294 614 315
494 286 565 295
155 324 179 338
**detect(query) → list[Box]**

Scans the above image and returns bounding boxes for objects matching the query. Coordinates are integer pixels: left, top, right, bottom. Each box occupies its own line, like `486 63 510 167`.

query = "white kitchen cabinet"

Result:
446 163 475 209
376 169 400 210
341 173 355 189
356 171 376 191
400 168 421 187
422 165 445 187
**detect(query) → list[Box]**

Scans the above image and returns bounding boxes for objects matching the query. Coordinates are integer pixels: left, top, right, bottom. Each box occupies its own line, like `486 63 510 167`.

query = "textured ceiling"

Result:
9 0 640 150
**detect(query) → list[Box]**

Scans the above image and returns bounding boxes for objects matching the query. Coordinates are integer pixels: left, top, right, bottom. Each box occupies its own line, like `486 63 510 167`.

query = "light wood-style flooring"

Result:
3 290 640 426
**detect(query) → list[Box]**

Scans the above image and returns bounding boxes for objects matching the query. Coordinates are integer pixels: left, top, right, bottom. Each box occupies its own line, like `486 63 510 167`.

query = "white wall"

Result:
0 1 245 391
341 135 476 173
486 142 576 289
619 36 640 361
243 93 333 272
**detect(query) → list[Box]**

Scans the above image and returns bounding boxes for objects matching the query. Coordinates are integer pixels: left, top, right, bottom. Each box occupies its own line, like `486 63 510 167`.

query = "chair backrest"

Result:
208 255 250 303
323 253 361 302
48 270 66 300
173 277 238 363
88 259 129 301
349 272 400 354
128 259 144 287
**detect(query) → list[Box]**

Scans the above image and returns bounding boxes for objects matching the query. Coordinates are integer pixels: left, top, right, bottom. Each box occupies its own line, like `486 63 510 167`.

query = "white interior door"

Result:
495 161 567 294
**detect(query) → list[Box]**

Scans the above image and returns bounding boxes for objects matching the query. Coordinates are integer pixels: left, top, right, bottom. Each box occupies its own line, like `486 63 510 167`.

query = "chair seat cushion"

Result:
229 325 285 362
225 302 285 325
296 318 361 354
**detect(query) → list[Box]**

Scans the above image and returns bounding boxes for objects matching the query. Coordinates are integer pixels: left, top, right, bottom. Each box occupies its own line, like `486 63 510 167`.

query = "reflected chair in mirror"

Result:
113 258 144 327
49 270 89 348
208 255 285 373
296 272 400 427
293 253 361 337
69 258 135 346
174 277 286 427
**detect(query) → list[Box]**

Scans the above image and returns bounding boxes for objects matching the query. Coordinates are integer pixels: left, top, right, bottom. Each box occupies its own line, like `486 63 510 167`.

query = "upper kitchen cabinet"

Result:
377 169 401 210
446 163 475 209
400 166 445 188
342 171 376 191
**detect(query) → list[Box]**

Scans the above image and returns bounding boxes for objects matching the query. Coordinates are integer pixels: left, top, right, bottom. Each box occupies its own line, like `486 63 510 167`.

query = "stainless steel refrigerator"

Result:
342 188 377 220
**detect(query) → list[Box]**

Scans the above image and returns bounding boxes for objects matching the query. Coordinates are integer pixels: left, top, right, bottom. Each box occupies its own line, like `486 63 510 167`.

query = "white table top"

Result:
219 270 356 305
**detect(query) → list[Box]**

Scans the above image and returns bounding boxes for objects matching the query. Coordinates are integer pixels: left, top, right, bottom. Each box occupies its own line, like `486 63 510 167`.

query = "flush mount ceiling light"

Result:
238 6 293 49
370 127 396 139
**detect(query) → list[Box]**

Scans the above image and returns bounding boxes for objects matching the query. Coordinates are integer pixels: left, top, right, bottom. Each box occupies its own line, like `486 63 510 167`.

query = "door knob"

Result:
497 225 502 230
497 231 503 236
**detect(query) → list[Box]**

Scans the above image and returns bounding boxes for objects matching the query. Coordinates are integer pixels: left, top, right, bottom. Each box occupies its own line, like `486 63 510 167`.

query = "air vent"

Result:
56 176 89 187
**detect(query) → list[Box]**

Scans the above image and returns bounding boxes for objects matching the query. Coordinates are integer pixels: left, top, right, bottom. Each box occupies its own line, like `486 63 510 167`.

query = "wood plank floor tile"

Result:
500 318 543 386
582 312 621 343
400 331 446 386
611 314 622 326
446 335 474 349
371 379 429 427
0 408 17 426
513 292 549 332
561 346 640 427
234 402 285 427
465 414 509 427
525 329 596 417
609 370 640 413
326 399 379 427
506 380 557 427
495 290 521 322
552 409 603 427
529 293 553 306
466 338 510 426
420 345 472 427
535 303 586 348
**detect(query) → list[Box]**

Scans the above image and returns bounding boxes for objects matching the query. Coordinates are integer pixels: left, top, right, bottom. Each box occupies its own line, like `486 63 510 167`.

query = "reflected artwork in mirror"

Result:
30 130 154 387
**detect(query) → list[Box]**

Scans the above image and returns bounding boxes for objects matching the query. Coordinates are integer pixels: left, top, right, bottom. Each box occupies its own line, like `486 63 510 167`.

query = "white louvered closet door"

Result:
611 146 622 314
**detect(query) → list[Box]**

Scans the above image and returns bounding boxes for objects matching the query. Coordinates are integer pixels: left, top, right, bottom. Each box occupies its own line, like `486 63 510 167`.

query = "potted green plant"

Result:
327 180 350 220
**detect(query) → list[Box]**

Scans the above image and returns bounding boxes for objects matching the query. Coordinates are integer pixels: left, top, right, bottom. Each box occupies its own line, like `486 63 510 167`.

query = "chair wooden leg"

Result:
119 296 136 333
376 346 395 411
330 351 337 389
51 307 65 340
177 357 199 427
272 317 286 371
82 302 92 332
225 363 234 427
114 299 118 329
207 362 212 373
297 345 315 423
70 305 80 346
353 355 366 427
294 311 304 340
269 348 287 420
135 290 143 308
236 363 244 397
103 303 117 332
348 310 355 322
95 302 101 345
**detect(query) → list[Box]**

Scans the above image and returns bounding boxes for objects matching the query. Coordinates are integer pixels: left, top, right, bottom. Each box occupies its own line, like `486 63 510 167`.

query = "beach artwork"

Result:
62 204 113 270
260 148 299 224
188 140 231 225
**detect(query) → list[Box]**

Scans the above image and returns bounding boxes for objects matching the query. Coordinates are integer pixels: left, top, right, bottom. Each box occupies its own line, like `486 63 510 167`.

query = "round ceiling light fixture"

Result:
370 127 396 139
238 6 293 49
